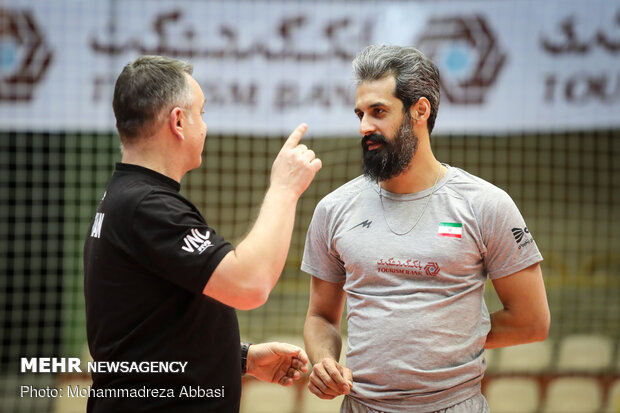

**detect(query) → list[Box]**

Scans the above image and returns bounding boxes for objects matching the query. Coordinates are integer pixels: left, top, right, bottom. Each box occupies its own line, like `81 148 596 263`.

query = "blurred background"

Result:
0 0 618 412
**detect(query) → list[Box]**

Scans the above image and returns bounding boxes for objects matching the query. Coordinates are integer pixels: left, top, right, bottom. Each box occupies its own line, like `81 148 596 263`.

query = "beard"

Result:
362 112 418 182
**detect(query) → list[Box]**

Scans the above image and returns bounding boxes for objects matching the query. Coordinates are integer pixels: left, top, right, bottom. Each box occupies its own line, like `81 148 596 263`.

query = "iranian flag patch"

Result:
438 222 462 238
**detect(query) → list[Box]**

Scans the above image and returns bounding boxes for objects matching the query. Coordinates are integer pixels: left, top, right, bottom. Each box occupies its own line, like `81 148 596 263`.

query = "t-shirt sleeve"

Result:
301 199 346 283
131 191 234 293
480 187 543 280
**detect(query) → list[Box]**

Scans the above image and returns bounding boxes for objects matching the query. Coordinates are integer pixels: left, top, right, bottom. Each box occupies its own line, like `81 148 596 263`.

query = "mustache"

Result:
361 133 389 146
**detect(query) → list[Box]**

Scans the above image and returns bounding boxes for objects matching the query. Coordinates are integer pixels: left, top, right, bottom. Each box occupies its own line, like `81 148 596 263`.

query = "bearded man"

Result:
301 45 550 413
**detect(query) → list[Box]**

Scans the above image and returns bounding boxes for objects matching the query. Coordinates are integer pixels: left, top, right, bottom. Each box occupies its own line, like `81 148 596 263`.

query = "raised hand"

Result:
270 123 322 198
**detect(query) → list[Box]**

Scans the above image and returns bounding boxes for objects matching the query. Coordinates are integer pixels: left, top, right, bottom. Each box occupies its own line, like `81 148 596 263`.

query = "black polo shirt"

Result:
84 163 239 412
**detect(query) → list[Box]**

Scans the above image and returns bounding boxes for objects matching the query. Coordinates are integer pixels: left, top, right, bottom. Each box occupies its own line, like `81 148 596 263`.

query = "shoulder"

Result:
443 166 512 205
109 179 174 209
135 189 201 226
304 176 372 236
107 174 198 224
316 175 373 211
443 166 528 245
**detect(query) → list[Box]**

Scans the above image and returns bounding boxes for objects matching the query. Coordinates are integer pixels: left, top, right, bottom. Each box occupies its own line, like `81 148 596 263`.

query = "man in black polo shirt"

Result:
83 55 321 412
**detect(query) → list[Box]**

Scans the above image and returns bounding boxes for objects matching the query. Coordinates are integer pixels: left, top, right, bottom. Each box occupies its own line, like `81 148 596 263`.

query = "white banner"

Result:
0 0 618 136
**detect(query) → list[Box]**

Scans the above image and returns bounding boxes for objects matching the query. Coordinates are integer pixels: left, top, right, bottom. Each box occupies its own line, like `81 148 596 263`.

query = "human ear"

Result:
410 97 431 124
169 107 184 141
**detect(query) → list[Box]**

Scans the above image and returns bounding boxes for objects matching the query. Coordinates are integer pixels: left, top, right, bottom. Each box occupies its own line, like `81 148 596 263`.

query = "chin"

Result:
189 158 202 171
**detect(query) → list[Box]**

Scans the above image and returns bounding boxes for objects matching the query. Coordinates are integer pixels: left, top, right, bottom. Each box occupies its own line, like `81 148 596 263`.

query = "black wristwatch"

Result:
240 342 252 375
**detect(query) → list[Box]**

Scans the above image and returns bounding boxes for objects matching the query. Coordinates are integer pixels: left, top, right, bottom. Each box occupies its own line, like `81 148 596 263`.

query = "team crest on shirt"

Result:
181 229 213 254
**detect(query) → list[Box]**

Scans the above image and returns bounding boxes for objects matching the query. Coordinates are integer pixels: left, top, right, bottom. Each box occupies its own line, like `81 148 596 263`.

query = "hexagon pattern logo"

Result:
417 15 507 105
424 262 440 276
0 8 53 101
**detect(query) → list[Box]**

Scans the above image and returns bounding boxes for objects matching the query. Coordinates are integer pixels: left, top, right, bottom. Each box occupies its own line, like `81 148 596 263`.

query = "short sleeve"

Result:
131 191 234 293
301 200 346 283
481 188 543 280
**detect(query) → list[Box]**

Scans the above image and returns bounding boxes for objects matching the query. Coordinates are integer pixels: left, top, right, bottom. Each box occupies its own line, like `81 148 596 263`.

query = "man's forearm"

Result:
485 309 549 349
304 315 343 364
202 123 320 310
203 186 300 310
234 187 298 289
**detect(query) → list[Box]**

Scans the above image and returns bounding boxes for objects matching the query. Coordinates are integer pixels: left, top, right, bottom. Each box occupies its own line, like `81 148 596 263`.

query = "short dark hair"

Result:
112 55 193 140
353 45 441 135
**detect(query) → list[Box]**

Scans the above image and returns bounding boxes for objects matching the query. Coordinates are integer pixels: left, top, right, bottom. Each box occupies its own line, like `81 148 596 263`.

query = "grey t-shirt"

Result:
301 165 543 412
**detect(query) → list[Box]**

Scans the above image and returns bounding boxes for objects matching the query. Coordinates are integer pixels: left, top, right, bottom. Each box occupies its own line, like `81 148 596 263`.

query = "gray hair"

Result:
113 55 194 140
353 45 440 135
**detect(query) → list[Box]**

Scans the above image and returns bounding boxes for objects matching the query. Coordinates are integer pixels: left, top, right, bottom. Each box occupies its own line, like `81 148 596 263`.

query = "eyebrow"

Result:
354 102 389 113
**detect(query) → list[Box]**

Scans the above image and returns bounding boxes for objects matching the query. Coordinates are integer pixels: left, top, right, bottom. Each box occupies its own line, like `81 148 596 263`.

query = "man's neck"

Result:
121 142 185 183
379 141 444 194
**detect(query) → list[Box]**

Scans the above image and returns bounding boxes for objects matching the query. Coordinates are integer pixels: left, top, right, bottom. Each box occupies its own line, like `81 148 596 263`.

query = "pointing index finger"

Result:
283 123 308 149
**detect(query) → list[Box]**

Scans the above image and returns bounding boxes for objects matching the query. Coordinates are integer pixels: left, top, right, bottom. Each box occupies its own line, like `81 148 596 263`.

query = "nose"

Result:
359 114 376 137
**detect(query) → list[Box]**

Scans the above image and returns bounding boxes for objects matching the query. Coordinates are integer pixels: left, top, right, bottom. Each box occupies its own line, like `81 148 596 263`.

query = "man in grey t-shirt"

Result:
302 45 550 413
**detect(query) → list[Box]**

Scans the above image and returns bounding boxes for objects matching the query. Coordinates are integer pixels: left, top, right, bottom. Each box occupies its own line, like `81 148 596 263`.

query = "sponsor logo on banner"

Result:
540 13 620 105
2 1 618 134
417 15 507 105
0 8 53 101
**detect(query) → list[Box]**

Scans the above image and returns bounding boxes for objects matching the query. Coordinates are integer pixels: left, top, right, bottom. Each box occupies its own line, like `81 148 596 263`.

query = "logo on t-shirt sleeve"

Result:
181 228 213 254
511 227 529 243
512 227 535 250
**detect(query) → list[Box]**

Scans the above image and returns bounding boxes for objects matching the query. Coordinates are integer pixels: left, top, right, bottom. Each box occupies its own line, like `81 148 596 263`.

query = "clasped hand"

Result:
246 342 309 387
307 357 353 399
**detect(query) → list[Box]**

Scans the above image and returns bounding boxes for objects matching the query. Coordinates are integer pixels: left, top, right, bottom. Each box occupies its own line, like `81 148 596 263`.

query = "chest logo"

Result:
424 262 440 276
181 229 213 254
377 258 440 277
348 219 372 231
